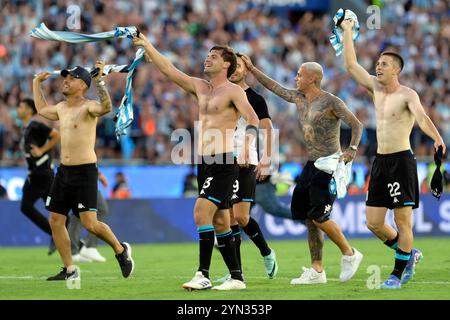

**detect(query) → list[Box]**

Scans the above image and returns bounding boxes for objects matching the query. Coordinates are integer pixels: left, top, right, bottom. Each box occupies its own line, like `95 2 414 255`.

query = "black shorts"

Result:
230 165 257 205
291 161 336 223
197 153 239 209
22 169 54 204
46 163 98 217
366 150 419 209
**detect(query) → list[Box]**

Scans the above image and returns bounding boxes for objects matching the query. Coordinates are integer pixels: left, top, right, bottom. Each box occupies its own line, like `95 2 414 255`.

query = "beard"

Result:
229 74 243 84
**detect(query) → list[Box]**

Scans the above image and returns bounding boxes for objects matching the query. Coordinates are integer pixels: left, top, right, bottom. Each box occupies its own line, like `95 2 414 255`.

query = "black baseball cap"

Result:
61 66 91 88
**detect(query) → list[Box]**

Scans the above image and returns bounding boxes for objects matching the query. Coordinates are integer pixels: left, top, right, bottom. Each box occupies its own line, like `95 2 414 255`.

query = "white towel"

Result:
328 8 360 56
314 152 353 199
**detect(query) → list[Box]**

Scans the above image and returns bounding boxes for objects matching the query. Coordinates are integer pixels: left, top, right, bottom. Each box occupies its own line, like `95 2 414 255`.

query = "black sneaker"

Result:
115 242 134 278
47 267 79 281
48 238 57 256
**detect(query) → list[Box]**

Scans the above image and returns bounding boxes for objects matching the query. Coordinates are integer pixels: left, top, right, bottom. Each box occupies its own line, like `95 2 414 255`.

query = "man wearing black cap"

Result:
33 61 134 281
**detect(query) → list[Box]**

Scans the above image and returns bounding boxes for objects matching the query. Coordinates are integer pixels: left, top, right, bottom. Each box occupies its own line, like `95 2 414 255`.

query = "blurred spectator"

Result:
110 171 131 199
0 0 449 166
182 165 198 197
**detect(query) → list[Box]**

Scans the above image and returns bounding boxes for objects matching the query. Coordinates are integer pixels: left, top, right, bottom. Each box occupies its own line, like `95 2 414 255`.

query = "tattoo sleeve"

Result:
306 219 324 263
96 81 112 112
250 66 299 103
332 98 363 147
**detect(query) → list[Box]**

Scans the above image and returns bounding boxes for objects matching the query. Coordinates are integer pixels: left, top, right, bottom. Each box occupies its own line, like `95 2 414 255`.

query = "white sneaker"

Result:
212 278 246 291
182 271 212 291
80 246 106 263
72 254 92 263
340 248 363 282
290 267 327 285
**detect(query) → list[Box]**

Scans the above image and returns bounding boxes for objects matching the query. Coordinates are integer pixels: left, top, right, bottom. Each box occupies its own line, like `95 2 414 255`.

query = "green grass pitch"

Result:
1 237 449 300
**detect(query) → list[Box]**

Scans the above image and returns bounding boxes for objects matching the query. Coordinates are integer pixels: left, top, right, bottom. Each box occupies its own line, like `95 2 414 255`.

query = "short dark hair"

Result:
381 51 404 72
21 98 37 115
209 45 237 78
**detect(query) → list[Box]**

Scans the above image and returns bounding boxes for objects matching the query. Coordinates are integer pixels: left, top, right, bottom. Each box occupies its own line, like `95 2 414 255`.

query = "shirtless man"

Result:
342 19 446 289
132 35 259 291
216 53 278 283
33 63 134 281
240 54 364 285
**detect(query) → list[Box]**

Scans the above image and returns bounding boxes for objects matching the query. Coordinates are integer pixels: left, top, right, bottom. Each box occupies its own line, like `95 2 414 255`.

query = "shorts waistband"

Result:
376 150 414 158
198 153 235 165
60 163 97 170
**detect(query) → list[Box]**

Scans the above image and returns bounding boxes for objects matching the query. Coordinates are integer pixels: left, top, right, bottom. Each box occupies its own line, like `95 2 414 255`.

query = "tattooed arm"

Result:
88 80 113 117
332 96 363 163
239 54 299 103
88 60 112 117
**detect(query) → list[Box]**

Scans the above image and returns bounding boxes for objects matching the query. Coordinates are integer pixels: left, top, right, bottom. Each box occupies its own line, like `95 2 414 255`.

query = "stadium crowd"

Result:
0 0 449 165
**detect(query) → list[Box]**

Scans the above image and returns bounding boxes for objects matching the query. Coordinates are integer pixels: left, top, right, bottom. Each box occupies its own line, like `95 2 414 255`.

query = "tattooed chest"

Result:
297 104 341 159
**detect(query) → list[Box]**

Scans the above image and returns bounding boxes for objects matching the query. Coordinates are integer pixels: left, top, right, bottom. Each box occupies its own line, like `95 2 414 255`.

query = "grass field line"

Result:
2 275 450 286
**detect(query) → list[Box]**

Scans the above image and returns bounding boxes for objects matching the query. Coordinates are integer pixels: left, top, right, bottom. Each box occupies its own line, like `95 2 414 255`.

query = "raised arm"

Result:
239 54 299 103
88 61 113 117
33 72 59 121
406 89 446 154
132 33 197 96
341 20 375 94
331 96 363 163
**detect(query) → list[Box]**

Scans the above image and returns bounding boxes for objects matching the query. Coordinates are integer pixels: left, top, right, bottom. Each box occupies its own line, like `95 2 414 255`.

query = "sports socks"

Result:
231 224 242 270
242 217 271 257
197 226 215 279
216 230 243 281
383 233 399 250
391 248 411 279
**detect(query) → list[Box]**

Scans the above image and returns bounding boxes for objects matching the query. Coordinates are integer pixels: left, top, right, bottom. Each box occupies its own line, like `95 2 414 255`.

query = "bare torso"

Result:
372 84 415 154
195 80 240 155
295 91 342 161
57 101 97 165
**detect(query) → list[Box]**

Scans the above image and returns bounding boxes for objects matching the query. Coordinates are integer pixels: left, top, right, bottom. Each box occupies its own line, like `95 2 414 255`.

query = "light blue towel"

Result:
328 9 360 56
30 23 137 42
114 48 145 140
30 23 143 140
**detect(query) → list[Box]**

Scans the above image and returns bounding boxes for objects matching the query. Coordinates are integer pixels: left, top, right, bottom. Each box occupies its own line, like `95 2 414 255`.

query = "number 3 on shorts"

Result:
202 177 213 189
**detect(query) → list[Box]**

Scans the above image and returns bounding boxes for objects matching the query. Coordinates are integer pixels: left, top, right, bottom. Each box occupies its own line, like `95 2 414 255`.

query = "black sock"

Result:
197 226 215 279
216 231 243 281
384 233 399 250
231 224 242 270
242 217 271 257
391 248 411 279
